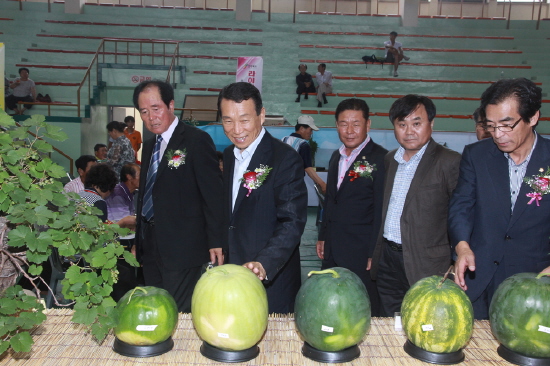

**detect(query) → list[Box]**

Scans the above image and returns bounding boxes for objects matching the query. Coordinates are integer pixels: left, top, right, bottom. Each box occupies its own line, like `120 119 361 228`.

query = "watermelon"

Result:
489 272 550 358
114 286 178 346
295 267 371 352
401 275 474 353
191 264 268 351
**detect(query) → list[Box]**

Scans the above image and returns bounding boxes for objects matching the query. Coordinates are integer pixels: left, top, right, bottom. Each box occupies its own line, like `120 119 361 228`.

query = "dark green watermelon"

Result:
489 272 550 358
294 267 371 352
401 275 474 353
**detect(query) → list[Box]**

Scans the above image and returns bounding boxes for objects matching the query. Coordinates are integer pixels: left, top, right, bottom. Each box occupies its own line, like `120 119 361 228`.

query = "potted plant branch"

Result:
0 111 138 355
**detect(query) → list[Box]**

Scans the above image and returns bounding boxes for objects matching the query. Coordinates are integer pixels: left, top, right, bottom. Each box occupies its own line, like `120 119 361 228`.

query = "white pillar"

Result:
236 0 252 21
65 0 84 14
400 0 419 26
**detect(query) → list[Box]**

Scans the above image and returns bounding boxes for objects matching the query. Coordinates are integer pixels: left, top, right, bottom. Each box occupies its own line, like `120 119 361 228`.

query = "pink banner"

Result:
236 57 263 94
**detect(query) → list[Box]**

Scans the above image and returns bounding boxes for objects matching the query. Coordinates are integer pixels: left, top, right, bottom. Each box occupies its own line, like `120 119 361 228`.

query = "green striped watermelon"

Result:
295 267 371 352
401 275 474 353
489 272 550 358
115 286 178 346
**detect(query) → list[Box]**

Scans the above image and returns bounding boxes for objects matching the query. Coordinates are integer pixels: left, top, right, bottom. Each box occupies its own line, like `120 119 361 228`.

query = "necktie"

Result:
142 135 163 220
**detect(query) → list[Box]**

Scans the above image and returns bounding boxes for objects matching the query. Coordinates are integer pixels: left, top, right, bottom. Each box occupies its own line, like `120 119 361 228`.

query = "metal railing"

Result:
76 38 181 117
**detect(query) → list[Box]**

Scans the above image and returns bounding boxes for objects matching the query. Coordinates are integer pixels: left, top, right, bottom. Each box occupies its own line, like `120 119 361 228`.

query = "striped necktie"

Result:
142 135 163 220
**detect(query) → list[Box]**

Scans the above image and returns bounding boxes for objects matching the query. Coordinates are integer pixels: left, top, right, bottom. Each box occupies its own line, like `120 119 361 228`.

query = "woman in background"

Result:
106 121 135 175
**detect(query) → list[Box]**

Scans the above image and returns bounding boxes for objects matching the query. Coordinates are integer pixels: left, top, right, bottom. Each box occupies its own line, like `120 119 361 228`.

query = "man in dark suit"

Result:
133 80 223 312
370 95 462 317
449 78 550 319
219 82 308 314
316 98 387 316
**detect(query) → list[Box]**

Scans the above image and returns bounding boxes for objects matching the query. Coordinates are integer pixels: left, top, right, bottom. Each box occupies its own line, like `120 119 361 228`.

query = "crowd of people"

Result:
54 76 550 319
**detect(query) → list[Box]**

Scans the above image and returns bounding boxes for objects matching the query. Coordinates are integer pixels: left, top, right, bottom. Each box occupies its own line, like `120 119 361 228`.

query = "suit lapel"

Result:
232 132 272 217
510 133 548 227
485 142 513 221
382 152 398 221
224 148 237 220
156 121 186 180
327 150 340 198
337 140 374 196
403 139 436 212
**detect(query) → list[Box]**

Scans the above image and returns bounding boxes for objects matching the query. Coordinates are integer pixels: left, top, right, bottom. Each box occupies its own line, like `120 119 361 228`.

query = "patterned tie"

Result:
142 135 163 220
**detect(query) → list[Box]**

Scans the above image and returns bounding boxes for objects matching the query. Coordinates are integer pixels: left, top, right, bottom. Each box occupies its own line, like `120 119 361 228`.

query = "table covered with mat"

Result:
1 309 512 365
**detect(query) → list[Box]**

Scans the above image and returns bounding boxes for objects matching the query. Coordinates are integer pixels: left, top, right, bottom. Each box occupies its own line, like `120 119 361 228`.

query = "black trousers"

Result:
296 84 316 95
322 254 381 317
376 242 410 317
141 222 202 313
6 95 33 110
469 258 509 320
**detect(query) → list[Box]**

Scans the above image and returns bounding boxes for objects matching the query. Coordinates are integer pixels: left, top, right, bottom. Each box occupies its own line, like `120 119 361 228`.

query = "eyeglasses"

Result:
483 117 522 132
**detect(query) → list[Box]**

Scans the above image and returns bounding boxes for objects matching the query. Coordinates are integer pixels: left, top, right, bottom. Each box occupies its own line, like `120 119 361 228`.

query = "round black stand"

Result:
200 341 259 363
497 344 550 366
301 342 360 363
403 340 465 365
113 336 174 358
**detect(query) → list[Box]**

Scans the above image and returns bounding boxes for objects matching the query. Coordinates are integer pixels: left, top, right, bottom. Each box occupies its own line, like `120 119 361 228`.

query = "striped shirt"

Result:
337 136 370 190
506 132 537 211
383 142 430 244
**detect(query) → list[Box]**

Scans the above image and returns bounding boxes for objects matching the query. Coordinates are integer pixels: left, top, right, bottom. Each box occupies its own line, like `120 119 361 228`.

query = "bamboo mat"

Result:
0 309 512 365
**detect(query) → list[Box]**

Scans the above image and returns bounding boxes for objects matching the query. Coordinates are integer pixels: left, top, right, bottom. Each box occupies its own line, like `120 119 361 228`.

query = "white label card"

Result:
218 333 229 338
321 325 334 333
136 325 158 331
539 325 550 334
422 324 434 332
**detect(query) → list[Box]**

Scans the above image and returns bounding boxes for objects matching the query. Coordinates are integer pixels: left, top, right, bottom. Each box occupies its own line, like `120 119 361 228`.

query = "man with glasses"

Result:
449 78 550 319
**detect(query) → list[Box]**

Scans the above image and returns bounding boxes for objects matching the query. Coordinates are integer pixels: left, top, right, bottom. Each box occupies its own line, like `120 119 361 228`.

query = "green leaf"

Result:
47 163 66 179
32 139 53 153
7 225 32 247
8 188 27 206
0 298 18 314
72 302 98 326
34 158 52 172
28 264 43 276
0 341 10 355
51 192 70 208
16 173 33 191
8 331 34 353
44 124 68 141
123 250 139 267
34 205 55 226
25 114 46 127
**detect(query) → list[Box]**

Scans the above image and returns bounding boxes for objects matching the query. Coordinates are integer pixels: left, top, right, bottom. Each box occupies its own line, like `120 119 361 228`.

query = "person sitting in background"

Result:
295 64 316 103
106 121 135 175
315 63 332 108
384 31 410 78
5 68 36 115
79 163 136 229
106 163 140 223
473 107 491 141
124 115 142 162
94 143 108 162
63 155 97 194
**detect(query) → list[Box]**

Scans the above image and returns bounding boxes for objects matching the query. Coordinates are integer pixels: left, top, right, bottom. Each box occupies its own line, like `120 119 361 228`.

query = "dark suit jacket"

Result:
223 131 308 313
319 139 388 271
135 119 223 271
449 133 550 301
371 139 461 285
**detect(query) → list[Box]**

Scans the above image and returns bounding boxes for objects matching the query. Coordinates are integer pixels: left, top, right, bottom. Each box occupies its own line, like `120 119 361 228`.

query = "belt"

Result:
384 238 403 252
141 216 155 226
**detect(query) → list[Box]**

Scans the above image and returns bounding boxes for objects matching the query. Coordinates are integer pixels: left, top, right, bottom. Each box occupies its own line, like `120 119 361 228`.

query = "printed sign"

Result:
236 57 263 94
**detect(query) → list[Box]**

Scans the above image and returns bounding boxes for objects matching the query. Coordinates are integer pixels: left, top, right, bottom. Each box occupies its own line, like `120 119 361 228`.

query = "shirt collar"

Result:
233 128 266 162
395 140 430 164
159 116 178 142
339 135 370 158
504 131 538 166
